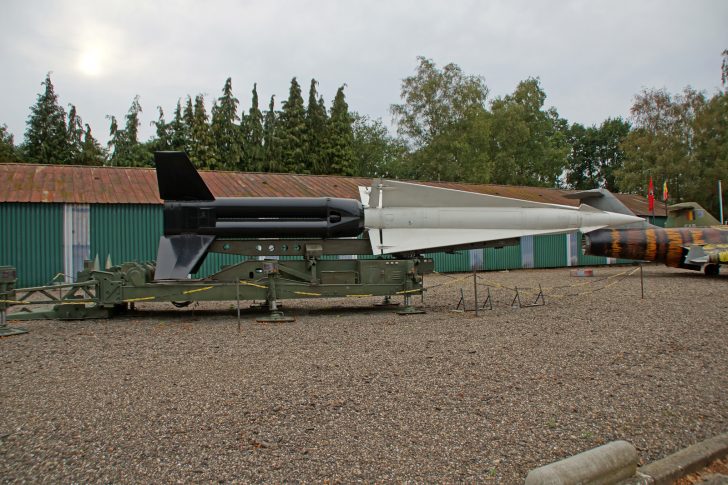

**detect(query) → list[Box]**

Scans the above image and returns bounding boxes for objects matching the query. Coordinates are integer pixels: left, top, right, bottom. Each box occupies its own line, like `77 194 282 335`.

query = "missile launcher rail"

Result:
4 240 433 322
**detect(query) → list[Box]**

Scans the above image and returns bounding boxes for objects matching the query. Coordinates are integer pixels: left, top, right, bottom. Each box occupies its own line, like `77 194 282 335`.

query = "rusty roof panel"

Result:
0 163 652 216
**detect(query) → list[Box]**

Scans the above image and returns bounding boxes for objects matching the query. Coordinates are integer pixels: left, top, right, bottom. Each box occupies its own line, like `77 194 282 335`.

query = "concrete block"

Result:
638 433 728 485
525 440 638 485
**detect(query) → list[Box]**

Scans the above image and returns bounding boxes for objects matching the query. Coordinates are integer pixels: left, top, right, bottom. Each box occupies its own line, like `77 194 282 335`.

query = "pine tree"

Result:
66 104 84 163
279 77 307 173
211 77 242 170
189 94 218 169
23 73 71 164
151 106 172 151
78 124 106 165
243 83 265 172
182 96 195 155
108 96 150 167
325 86 355 175
169 99 187 151
263 95 281 172
0 124 20 163
305 79 328 174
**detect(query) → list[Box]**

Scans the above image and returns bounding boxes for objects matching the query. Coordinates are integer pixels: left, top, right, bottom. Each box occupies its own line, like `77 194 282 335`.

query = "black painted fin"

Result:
154 151 215 201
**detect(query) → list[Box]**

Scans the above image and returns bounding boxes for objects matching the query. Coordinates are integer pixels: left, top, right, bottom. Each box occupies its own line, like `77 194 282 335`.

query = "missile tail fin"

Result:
564 188 650 228
154 234 216 280
154 151 215 201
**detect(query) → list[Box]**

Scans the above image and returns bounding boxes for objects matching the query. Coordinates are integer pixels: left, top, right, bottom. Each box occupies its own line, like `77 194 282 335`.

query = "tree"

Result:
351 114 406 177
263 95 281 172
150 106 172 152
323 86 354 175
23 73 71 164
182 96 195 155
488 78 569 186
691 90 728 216
188 94 218 169
390 57 490 181
211 77 242 170
67 104 84 163
242 83 265 172
305 79 328 174
565 118 630 191
169 100 187 151
618 87 707 203
391 57 489 149
78 124 106 165
278 77 307 173
0 124 20 163
108 96 150 166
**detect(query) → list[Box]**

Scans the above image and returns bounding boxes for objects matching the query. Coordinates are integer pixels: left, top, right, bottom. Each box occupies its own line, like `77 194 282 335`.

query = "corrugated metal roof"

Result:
0 163 653 215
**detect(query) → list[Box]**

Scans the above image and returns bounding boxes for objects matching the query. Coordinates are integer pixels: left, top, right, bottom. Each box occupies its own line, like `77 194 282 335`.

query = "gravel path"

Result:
1 264 726 483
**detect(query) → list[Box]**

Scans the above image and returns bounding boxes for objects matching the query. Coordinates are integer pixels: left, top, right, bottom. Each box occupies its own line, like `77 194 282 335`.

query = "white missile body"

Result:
361 179 643 255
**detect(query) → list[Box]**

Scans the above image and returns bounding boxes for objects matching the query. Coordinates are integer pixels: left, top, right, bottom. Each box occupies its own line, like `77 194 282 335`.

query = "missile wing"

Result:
364 179 643 255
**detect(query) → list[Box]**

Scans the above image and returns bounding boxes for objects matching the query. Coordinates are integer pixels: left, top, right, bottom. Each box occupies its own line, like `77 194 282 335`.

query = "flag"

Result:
662 180 669 201
648 177 655 211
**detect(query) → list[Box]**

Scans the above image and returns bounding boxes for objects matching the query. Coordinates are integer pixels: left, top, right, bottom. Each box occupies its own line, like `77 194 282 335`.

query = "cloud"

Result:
1 0 726 145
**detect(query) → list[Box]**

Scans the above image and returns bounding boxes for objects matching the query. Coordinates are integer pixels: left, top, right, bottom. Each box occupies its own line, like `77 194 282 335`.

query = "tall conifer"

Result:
169 100 187 151
263 95 280 172
189 94 218 169
152 106 172 151
79 124 106 165
211 77 242 170
24 73 70 164
326 86 355 175
0 125 19 163
67 104 84 163
243 83 265 172
306 79 328 174
279 77 307 173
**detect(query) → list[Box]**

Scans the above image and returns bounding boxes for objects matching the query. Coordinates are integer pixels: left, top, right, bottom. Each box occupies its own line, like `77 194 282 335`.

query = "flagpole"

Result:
719 180 724 224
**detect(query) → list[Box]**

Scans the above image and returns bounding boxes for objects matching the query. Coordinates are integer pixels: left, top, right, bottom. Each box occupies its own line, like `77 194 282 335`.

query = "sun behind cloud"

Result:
78 48 104 77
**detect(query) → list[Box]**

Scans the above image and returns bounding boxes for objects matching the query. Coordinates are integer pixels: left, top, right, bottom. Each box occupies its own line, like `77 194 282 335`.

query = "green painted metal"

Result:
426 251 471 273
193 252 247 278
8 257 430 320
534 234 568 268
0 203 64 287
90 204 162 266
485 244 523 270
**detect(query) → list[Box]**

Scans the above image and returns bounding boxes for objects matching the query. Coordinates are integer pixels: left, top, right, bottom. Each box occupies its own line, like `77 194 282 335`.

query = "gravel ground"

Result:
1 264 727 483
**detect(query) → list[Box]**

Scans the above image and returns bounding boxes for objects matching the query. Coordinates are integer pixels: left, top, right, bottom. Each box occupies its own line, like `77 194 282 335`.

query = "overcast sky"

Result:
1 0 726 145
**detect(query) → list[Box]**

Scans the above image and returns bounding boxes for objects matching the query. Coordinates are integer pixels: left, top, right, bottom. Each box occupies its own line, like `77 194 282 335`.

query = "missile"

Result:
363 180 642 255
153 152 642 279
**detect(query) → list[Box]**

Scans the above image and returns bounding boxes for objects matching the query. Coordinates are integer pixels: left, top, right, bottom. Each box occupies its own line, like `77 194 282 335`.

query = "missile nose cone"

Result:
604 211 644 227
577 205 644 232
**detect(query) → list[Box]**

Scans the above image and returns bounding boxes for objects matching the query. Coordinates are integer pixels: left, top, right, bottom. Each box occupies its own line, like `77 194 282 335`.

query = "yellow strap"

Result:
183 285 214 295
0 299 31 304
123 296 156 302
293 291 321 296
239 280 268 289
346 294 373 298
